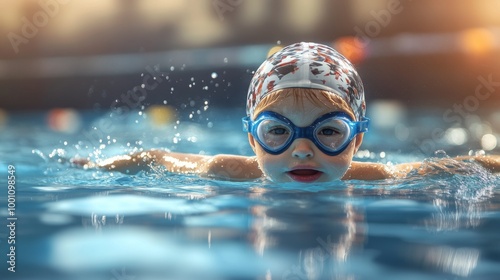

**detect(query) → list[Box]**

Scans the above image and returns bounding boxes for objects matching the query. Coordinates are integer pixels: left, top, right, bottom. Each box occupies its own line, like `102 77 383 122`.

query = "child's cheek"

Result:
331 161 351 180
327 147 355 177
256 154 284 180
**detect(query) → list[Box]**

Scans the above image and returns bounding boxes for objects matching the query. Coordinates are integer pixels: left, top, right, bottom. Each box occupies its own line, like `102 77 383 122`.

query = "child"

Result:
74 42 500 182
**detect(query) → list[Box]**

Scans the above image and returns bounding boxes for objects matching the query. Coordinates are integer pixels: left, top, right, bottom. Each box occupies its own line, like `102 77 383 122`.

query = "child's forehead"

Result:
264 94 354 125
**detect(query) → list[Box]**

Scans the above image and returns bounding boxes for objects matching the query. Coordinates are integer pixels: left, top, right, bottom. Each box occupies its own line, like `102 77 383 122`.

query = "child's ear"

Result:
248 133 257 153
353 133 364 154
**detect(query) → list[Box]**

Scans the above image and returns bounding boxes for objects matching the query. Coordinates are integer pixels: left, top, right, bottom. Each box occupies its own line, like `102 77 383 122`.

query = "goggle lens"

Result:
314 118 351 152
256 119 292 152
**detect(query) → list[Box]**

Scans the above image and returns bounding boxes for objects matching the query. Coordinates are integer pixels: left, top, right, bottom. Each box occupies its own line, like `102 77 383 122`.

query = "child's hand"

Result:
70 158 97 169
68 152 165 174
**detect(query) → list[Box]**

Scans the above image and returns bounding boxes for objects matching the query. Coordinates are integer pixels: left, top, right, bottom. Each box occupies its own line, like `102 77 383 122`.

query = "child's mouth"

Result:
287 169 323 183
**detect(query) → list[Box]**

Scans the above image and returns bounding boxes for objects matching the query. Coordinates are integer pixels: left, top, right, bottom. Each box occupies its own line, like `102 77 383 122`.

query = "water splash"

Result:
402 154 497 202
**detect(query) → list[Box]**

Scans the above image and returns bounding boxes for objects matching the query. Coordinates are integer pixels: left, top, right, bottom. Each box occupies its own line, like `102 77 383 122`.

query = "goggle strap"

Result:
242 117 251 132
356 117 370 133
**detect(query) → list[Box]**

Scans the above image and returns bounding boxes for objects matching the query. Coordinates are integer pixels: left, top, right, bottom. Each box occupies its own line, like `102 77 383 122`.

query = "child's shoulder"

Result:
202 154 262 180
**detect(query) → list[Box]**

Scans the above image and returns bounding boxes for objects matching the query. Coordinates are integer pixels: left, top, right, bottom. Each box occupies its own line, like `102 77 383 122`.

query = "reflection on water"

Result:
424 198 486 231
3 165 500 279
245 173 497 279
422 246 480 277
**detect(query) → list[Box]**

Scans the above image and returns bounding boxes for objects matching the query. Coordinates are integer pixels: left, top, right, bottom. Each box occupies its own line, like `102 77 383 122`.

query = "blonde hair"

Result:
253 88 355 120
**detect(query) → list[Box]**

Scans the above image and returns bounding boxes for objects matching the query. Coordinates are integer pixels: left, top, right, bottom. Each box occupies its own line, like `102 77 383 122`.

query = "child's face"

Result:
248 93 363 183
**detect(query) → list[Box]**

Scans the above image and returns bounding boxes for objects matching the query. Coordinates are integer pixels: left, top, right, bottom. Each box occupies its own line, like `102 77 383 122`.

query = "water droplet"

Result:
207 122 213 128
434 150 448 158
277 40 281 45
170 66 175 71
223 57 228 63
475 149 486 156
211 72 218 79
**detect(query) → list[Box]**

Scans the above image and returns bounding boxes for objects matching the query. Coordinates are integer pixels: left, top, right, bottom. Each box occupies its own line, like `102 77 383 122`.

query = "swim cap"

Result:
246 42 366 120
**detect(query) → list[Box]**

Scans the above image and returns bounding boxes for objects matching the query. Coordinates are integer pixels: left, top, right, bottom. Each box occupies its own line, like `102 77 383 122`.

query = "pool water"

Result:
1 109 499 280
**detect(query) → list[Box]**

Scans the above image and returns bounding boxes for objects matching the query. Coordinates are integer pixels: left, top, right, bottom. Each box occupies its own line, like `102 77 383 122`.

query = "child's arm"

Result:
71 150 263 180
456 155 500 173
345 155 500 180
391 155 500 178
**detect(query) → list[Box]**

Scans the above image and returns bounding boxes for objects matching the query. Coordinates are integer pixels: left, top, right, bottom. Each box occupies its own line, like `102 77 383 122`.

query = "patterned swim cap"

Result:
246 42 366 120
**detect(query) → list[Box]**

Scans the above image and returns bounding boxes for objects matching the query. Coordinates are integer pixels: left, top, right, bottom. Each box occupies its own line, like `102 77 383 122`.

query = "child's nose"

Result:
291 139 314 159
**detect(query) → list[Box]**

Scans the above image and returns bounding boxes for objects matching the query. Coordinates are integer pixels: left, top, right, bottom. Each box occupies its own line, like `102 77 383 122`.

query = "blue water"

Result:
1 109 499 280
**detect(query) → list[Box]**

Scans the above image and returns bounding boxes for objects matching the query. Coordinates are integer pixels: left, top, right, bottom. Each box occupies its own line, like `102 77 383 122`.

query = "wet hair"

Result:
252 88 355 120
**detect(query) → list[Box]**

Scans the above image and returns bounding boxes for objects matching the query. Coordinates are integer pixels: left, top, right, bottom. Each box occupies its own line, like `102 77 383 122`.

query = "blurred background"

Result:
1 0 500 153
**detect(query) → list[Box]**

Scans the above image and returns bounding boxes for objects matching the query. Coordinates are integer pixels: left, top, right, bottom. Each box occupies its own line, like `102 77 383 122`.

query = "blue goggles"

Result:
242 111 369 156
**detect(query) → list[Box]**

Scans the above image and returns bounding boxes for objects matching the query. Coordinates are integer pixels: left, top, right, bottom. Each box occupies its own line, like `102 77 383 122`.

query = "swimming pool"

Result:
1 107 499 280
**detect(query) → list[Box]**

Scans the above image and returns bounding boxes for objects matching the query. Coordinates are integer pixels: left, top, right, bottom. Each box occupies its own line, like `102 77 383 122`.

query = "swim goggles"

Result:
242 111 369 156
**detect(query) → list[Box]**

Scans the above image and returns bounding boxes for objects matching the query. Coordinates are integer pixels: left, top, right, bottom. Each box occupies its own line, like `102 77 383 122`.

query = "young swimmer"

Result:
73 42 500 182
